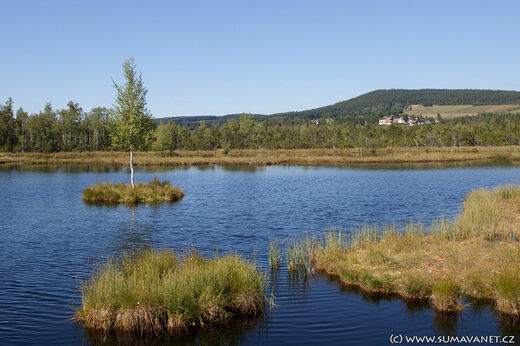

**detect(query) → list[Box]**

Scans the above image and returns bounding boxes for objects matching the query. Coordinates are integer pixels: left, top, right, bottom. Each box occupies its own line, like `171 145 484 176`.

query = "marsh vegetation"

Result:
272 185 520 316
82 177 184 205
2 146 520 167
76 249 265 335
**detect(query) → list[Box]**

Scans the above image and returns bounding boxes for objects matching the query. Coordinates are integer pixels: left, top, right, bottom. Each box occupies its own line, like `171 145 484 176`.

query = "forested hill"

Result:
156 89 520 125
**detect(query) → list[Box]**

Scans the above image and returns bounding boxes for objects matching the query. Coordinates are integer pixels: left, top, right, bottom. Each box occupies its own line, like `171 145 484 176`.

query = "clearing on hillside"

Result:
404 104 520 119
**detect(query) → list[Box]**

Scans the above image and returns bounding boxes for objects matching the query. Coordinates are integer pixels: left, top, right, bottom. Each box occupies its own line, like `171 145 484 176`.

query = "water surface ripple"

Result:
1 165 519 345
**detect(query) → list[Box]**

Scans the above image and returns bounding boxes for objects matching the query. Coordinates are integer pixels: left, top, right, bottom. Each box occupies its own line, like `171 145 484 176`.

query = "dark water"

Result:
1 164 520 345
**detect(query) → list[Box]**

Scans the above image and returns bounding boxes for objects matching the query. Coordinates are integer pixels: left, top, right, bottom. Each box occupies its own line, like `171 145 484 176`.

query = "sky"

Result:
1 0 520 118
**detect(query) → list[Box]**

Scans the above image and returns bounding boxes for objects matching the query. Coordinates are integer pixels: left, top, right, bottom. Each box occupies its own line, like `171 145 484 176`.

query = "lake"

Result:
1 164 519 345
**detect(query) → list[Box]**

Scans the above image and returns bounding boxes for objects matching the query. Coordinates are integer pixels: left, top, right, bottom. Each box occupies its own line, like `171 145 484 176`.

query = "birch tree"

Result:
109 59 154 188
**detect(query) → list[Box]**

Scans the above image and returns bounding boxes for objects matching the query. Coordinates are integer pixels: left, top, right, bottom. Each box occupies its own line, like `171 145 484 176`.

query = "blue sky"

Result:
1 0 519 118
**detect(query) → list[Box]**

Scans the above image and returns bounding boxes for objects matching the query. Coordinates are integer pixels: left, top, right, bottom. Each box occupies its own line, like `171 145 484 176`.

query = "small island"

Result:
75 249 265 335
82 178 184 205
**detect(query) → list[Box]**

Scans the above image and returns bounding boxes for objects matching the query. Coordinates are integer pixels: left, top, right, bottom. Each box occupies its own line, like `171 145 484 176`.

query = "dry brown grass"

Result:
1 146 520 167
309 186 520 316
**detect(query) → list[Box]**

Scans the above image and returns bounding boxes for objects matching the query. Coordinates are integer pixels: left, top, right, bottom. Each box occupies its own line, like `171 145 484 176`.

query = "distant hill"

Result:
156 89 520 125
404 104 520 119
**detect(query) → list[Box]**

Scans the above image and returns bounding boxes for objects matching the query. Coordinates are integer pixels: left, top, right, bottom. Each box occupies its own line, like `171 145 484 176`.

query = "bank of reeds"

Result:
76 249 265 335
283 185 520 316
82 177 184 205
2 146 520 167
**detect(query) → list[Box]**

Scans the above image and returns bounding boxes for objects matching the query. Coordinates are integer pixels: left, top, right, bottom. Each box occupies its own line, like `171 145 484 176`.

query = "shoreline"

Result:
1 146 520 167
278 185 520 317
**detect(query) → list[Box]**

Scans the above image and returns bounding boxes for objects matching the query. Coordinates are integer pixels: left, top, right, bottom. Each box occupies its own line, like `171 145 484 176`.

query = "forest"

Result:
2 96 520 152
159 89 520 126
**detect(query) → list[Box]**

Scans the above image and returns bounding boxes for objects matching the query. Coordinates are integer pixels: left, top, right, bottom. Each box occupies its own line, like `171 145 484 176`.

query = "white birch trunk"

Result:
130 149 135 188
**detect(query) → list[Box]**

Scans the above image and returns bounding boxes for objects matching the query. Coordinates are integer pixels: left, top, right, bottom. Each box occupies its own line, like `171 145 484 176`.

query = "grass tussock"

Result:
431 279 462 312
76 249 265 335
495 270 520 316
82 177 184 205
287 184 520 316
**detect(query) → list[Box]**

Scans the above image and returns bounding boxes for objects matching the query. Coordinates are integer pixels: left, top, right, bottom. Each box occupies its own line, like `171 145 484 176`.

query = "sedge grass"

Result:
285 185 520 316
75 249 265 335
285 235 320 275
82 177 184 205
268 241 281 270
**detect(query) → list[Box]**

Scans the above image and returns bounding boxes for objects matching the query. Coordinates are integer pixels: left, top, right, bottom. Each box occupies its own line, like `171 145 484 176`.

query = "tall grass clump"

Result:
495 184 520 200
495 270 520 316
75 249 265 335
285 235 320 275
431 279 462 312
268 241 281 270
451 185 520 241
82 177 184 205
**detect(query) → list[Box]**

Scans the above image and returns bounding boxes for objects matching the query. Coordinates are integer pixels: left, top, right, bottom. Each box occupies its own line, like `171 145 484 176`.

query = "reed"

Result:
285 184 520 316
285 235 319 275
82 177 184 205
268 241 281 270
75 249 265 335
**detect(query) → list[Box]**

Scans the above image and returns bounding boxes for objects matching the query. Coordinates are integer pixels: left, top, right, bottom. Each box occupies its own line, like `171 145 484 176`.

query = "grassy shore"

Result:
1 146 520 167
82 178 184 205
76 249 265 335
276 185 520 316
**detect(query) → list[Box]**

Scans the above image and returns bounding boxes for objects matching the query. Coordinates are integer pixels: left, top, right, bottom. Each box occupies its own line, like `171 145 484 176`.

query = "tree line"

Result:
0 98 111 152
2 97 520 152
153 112 520 150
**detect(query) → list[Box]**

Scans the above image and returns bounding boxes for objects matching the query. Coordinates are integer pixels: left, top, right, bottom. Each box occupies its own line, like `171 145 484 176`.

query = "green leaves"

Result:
110 59 154 151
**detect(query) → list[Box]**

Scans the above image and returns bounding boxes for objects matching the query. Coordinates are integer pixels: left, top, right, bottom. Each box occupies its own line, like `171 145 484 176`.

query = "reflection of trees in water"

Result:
6 165 125 174
220 165 266 173
3 157 513 176
114 207 155 253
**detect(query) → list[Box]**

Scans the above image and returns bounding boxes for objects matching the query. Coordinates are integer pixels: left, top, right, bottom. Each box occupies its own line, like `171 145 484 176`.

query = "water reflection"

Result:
1 156 515 175
82 315 265 346
322 272 520 338
497 313 520 340
3 165 126 174
220 165 266 173
114 207 155 253
433 312 459 335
